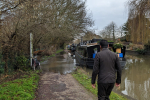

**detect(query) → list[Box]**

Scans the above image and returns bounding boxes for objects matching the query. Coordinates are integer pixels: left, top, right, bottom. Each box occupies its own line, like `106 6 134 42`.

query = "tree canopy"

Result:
127 0 150 44
0 0 93 73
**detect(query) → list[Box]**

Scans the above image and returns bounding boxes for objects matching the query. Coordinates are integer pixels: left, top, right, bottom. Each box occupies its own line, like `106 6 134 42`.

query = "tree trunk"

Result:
113 24 115 42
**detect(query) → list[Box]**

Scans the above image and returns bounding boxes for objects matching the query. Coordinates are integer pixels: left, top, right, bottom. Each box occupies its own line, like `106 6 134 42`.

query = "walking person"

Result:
91 40 122 100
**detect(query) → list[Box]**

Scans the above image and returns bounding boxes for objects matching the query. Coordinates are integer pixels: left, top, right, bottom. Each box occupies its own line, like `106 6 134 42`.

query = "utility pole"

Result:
30 0 33 67
30 33 33 67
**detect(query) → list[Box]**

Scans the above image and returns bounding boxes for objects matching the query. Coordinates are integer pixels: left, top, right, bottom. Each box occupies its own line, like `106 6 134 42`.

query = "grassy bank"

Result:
0 49 64 100
0 70 40 100
72 69 128 100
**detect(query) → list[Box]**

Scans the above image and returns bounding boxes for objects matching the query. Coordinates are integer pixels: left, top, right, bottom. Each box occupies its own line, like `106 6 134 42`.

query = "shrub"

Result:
108 41 114 42
15 56 28 70
0 67 4 74
136 49 147 55
120 38 126 42
0 53 5 74
113 43 123 49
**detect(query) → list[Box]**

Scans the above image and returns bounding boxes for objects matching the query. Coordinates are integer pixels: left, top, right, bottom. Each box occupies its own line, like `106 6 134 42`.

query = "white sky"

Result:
86 0 129 34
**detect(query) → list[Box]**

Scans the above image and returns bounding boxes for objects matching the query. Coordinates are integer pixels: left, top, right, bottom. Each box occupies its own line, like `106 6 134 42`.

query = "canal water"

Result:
41 52 150 100
116 55 150 100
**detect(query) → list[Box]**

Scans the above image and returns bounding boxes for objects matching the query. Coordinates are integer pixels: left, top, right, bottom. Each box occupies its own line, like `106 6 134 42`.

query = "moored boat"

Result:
75 44 126 69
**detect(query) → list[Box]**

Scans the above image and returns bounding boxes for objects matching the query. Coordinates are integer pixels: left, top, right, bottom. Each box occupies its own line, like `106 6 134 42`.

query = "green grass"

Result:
55 49 63 54
72 69 128 100
0 71 40 100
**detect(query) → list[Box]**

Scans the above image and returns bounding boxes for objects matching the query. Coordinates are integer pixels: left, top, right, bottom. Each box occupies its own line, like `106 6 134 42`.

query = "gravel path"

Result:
35 72 97 100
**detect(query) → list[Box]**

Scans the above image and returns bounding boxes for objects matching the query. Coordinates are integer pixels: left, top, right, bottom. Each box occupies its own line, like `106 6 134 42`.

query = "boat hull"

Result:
75 52 126 69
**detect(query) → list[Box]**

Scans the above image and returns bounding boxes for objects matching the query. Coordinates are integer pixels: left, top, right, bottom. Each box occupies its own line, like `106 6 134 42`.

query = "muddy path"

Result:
35 50 97 100
35 72 97 100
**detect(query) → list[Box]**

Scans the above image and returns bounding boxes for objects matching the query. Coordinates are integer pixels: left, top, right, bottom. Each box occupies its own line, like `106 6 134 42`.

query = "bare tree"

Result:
0 0 94 74
83 30 101 40
99 22 117 41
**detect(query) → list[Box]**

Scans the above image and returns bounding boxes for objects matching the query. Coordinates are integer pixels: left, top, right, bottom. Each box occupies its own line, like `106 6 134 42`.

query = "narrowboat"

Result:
75 44 126 69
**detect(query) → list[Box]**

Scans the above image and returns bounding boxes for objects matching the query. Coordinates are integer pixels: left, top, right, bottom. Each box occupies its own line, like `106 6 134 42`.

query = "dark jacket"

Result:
91 48 122 84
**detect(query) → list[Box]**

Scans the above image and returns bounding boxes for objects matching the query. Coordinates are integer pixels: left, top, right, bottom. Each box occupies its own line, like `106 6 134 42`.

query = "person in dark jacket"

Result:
91 40 122 100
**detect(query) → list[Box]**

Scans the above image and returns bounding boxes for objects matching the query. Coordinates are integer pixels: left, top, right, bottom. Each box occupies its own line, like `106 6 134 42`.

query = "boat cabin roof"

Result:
77 45 100 58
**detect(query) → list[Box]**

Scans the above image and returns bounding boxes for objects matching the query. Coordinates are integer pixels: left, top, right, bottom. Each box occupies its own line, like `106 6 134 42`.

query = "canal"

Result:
41 52 150 100
117 55 150 100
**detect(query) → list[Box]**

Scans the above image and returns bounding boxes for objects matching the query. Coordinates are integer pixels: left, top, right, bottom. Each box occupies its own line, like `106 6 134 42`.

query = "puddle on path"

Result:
40 52 76 75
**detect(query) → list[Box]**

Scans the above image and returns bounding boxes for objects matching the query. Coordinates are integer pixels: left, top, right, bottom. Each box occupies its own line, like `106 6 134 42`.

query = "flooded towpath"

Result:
41 51 76 74
35 51 97 100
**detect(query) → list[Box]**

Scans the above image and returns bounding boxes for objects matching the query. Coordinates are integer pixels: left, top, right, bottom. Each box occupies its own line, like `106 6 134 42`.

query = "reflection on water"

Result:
81 55 150 100
118 55 150 100
41 53 76 75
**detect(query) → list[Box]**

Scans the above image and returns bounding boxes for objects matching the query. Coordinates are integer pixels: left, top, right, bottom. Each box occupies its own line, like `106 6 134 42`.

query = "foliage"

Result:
41 49 63 62
55 49 63 54
14 55 28 70
122 22 129 35
120 38 126 42
94 48 97 51
15 56 28 67
0 0 93 74
0 68 4 74
127 0 150 44
0 53 5 74
83 31 101 42
113 43 123 49
108 41 114 42
97 41 100 44
72 69 128 100
0 71 40 100
127 43 144 50
129 43 133 48
136 49 147 55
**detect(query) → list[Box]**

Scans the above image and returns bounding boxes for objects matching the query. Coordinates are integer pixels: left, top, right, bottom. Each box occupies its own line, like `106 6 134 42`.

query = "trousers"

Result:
98 83 115 100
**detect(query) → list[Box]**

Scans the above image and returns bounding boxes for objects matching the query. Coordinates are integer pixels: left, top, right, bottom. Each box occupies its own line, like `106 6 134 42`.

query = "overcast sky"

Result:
86 0 129 33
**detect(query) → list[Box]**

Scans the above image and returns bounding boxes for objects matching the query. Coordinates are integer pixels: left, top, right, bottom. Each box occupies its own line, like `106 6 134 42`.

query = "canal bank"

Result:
126 49 150 56
35 50 128 100
72 68 128 100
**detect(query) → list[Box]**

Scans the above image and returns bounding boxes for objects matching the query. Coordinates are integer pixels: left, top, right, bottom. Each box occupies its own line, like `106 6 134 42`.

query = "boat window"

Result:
76 47 87 57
